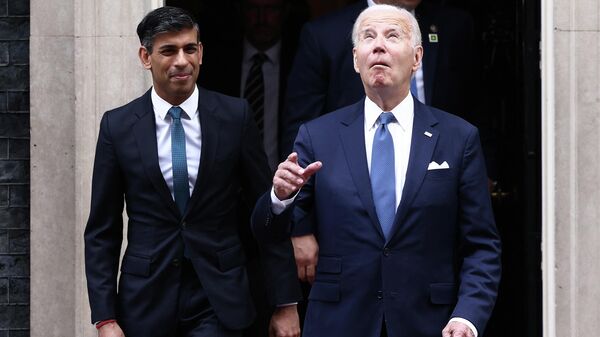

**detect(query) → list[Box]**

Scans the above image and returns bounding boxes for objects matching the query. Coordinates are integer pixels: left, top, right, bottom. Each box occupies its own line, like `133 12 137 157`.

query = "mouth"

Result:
370 61 390 69
170 72 192 81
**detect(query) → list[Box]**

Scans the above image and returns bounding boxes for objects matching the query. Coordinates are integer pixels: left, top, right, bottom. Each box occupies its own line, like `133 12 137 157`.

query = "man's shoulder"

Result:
199 86 246 106
304 99 364 129
420 103 478 136
103 89 152 119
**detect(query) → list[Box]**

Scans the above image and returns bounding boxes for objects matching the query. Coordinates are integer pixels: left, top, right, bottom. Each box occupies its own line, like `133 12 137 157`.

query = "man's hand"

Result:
273 152 322 200
442 321 475 337
98 322 125 337
269 304 300 337
292 234 319 283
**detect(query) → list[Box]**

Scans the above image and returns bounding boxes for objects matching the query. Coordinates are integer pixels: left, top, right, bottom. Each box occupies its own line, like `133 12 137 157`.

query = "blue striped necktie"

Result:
168 106 190 215
371 112 397 240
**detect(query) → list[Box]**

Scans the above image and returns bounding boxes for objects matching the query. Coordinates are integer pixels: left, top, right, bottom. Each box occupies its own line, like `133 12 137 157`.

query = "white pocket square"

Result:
427 161 450 170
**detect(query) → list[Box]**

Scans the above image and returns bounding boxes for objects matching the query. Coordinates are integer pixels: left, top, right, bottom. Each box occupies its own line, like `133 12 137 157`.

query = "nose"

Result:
372 35 386 53
173 49 188 67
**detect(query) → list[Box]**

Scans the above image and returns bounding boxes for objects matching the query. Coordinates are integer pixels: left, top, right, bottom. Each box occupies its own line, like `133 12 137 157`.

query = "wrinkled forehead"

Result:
358 13 411 35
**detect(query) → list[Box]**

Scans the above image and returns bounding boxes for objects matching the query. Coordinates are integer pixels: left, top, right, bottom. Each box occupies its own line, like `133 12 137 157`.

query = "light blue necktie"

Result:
371 112 396 240
168 106 190 215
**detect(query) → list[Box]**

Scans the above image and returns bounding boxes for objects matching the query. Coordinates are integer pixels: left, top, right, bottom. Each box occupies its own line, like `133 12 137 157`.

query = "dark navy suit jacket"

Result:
281 97 501 337
84 88 300 336
280 1 480 160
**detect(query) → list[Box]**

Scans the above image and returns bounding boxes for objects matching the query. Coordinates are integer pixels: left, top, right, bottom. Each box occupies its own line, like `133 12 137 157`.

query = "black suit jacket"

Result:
84 88 300 336
280 1 480 158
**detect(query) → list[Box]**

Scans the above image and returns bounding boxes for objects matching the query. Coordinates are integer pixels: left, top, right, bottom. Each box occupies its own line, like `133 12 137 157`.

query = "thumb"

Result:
302 161 322 179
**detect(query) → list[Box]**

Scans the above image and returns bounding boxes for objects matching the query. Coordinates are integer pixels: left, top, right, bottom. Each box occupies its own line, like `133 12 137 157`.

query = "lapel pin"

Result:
424 131 432 138
428 33 438 43
430 24 438 33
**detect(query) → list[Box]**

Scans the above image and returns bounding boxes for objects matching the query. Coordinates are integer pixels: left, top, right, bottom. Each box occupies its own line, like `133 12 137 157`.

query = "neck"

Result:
365 87 409 112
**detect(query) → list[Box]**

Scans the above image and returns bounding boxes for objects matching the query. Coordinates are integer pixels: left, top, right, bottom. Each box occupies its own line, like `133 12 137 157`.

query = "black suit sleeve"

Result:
84 112 125 323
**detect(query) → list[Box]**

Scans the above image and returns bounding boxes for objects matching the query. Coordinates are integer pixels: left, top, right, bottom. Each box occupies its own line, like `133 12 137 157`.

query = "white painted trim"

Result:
541 0 555 336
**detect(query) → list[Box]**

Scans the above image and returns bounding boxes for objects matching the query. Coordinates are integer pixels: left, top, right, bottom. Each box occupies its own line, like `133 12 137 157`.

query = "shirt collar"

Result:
151 85 199 120
243 38 281 66
364 92 414 133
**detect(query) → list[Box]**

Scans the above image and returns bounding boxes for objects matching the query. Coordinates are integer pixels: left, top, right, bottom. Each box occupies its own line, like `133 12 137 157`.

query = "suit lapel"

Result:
132 90 180 218
389 100 439 240
417 4 438 106
339 101 386 240
186 88 220 216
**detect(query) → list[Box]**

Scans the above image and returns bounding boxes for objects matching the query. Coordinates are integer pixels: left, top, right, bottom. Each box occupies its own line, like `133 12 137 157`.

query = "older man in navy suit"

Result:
259 4 500 337
84 7 301 337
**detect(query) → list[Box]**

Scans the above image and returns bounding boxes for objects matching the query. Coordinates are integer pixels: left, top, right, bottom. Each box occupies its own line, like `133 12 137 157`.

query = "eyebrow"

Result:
157 43 198 50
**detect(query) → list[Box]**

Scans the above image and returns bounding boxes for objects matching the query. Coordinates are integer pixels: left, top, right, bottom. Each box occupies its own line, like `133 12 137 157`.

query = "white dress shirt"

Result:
241 39 281 170
152 86 202 200
364 94 414 209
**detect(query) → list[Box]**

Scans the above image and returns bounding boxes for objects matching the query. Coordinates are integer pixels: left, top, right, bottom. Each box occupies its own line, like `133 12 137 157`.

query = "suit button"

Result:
377 291 383 300
383 248 390 257
172 258 180 267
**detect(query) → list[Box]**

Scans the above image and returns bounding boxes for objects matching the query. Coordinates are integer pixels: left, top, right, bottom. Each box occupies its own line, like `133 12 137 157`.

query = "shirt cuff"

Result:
270 187 297 215
449 317 478 337
276 302 298 307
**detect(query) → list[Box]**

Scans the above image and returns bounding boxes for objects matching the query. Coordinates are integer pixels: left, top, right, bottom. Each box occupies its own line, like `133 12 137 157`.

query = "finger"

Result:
306 265 316 284
286 152 298 165
297 264 307 282
276 167 305 186
301 161 323 180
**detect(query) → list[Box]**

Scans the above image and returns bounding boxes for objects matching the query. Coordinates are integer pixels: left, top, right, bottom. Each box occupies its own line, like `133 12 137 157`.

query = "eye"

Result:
387 32 400 40
160 48 176 56
185 45 198 54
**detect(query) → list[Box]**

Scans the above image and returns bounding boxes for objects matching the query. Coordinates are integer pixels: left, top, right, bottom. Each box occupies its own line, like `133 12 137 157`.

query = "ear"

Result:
139 46 152 70
197 42 203 66
412 45 423 72
352 48 359 73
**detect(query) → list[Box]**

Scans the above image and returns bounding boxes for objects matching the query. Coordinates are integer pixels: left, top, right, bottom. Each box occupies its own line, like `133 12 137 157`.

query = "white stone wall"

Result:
30 0 161 336
542 0 600 336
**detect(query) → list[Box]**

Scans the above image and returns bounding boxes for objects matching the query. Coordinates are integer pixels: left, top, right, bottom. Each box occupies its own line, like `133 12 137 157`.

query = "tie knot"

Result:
252 53 268 65
379 112 395 126
168 106 183 120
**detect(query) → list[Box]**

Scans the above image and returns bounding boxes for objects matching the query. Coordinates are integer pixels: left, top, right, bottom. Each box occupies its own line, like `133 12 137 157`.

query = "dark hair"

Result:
136 6 200 54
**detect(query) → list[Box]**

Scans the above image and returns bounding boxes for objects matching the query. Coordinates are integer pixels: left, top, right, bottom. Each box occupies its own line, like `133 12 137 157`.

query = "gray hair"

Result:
351 4 422 48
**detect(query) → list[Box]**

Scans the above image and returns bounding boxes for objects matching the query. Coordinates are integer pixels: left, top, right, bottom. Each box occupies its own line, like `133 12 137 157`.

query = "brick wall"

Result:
0 0 30 335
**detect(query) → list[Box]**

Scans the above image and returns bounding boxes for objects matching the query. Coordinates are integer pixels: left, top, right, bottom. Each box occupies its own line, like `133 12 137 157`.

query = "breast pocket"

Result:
424 168 455 181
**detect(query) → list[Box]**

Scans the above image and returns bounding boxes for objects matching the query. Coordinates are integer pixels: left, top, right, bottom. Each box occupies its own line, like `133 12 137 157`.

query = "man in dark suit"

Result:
282 0 494 287
261 5 501 337
84 7 300 337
